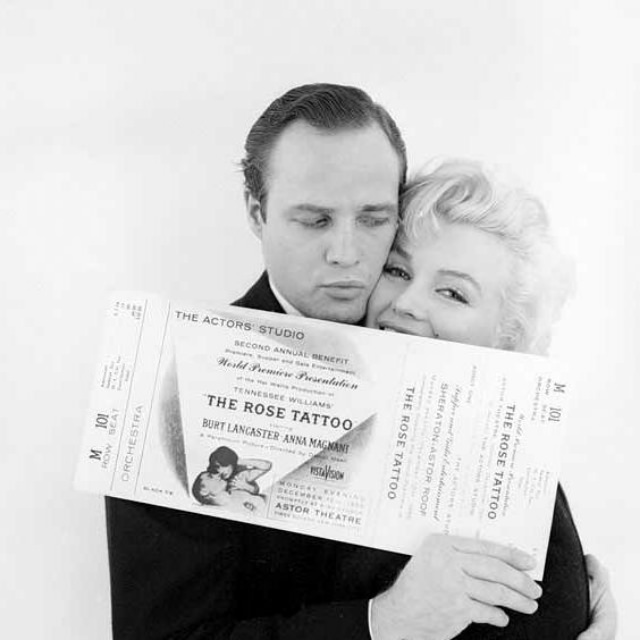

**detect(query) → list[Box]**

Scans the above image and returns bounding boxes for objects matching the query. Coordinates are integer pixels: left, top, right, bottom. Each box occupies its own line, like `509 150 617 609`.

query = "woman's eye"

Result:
438 288 469 304
383 264 410 280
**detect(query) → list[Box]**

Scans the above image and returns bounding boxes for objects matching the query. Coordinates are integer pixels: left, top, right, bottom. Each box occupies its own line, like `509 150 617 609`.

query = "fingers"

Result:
576 621 612 640
466 578 539 615
578 555 617 640
585 554 610 586
452 536 536 571
462 553 542 600
468 600 510 628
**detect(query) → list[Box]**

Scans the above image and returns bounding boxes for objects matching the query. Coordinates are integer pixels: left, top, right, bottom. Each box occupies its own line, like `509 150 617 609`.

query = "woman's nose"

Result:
391 289 437 337
392 287 425 318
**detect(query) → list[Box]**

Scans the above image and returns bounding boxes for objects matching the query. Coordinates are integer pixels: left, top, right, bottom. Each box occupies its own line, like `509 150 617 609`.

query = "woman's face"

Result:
211 462 234 480
366 222 513 347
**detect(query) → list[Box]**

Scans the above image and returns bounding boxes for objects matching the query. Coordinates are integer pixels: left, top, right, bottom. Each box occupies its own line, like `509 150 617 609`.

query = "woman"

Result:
366 160 614 639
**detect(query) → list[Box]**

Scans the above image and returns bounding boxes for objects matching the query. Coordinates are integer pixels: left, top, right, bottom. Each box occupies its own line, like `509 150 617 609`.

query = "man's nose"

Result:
325 223 359 267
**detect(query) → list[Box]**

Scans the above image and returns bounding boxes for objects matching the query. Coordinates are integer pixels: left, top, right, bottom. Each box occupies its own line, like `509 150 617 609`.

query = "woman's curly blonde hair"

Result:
399 159 574 355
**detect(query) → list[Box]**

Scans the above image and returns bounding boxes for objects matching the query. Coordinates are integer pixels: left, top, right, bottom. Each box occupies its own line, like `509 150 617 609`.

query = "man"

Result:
106 83 612 639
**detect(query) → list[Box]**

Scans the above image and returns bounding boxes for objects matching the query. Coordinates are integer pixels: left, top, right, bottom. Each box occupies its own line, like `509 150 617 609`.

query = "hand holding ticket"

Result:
75 293 571 580
372 535 542 640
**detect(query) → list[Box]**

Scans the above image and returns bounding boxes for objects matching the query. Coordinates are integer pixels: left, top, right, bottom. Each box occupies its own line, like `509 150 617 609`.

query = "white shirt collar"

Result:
268 277 304 316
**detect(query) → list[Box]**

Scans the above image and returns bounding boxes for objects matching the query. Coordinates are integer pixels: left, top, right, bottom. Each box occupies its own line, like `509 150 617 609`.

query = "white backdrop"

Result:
1 2 638 638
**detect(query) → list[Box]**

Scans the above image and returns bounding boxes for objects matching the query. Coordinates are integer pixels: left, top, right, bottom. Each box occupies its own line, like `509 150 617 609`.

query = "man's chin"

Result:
305 298 367 325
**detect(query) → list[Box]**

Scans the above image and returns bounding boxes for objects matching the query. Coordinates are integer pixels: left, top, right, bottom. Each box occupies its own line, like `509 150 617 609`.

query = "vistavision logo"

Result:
309 463 345 481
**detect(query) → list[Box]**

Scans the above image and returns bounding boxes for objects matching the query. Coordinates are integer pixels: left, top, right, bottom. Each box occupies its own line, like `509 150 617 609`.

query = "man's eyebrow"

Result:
360 203 398 214
288 203 398 215
438 269 481 292
289 204 334 215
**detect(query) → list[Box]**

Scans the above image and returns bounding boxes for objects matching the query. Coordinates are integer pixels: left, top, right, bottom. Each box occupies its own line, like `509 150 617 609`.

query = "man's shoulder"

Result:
233 272 285 314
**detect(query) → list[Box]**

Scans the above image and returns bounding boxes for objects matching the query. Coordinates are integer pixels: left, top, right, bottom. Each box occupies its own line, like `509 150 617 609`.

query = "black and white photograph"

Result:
1 2 637 639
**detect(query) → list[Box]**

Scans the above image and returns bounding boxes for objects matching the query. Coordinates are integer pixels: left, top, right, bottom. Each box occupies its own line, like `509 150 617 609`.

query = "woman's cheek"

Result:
435 308 470 344
460 312 496 347
372 279 396 313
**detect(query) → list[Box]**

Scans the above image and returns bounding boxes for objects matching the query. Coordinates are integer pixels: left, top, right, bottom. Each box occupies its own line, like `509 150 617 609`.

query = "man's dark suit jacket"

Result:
106 273 589 639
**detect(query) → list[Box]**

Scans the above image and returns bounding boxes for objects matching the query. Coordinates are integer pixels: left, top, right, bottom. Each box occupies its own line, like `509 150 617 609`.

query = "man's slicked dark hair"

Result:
241 83 407 211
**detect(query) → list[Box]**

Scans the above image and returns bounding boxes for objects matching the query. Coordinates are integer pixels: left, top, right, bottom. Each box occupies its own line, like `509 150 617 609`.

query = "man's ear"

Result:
245 191 265 239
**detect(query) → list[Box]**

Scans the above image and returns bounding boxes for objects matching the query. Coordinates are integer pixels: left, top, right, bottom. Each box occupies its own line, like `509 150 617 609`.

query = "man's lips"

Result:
320 280 367 300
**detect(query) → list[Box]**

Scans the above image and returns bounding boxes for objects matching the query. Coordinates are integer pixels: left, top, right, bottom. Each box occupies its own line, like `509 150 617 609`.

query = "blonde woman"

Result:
367 160 615 640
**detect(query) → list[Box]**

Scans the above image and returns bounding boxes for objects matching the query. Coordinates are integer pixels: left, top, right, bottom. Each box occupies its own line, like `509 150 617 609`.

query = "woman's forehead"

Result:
397 223 514 286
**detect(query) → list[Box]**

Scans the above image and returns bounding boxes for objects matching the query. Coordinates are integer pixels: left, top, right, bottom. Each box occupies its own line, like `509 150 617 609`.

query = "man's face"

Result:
247 121 401 324
198 472 228 499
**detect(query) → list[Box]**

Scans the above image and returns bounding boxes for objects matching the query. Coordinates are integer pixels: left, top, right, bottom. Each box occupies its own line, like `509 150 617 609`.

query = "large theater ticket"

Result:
75 292 571 578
